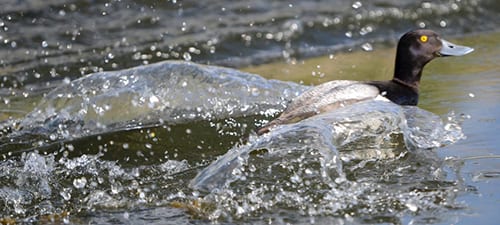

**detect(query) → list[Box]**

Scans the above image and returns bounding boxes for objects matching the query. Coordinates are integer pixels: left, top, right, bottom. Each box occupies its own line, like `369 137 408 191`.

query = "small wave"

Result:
1 0 498 89
7 61 305 142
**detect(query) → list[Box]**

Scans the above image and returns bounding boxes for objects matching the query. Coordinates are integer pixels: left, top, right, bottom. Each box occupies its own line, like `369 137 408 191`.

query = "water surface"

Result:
0 0 499 224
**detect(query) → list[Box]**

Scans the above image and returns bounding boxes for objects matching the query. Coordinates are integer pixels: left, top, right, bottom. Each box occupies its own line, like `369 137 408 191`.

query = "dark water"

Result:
0 0 499 224
1 0 499 89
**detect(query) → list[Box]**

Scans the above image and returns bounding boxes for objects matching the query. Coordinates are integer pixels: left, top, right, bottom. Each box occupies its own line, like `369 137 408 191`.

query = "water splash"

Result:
7 61 305 142
0 151 193 221
190 100 467 221
0 61 309 222
0 60 469 223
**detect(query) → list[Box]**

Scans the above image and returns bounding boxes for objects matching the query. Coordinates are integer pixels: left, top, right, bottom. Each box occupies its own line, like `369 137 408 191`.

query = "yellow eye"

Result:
420 35 428 42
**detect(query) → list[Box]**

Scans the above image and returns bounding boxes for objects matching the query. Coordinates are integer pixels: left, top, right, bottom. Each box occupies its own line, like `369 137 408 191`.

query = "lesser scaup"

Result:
257 29 473 135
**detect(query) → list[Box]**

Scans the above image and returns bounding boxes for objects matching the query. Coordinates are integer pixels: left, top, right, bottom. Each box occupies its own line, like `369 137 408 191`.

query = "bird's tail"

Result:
256 118 283 135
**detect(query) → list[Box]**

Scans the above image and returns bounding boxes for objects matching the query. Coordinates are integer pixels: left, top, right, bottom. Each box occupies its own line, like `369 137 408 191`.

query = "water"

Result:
189 100 467 222
242 32 500 224
0 63 469 224
0 0 499 224
14 61 304 140
1 0 499 89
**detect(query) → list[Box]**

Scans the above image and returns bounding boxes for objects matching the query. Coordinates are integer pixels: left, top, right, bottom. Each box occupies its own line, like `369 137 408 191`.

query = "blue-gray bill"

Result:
439 39 474 56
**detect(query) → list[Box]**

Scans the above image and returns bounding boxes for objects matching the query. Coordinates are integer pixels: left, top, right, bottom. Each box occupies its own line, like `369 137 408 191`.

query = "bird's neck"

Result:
392 55 427 91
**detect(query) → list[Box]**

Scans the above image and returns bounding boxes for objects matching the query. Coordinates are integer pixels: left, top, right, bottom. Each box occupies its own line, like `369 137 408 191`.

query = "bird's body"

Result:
257 29 473 135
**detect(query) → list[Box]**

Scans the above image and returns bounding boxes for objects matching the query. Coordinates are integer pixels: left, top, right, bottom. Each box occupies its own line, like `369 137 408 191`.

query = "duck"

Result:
257 29 474 135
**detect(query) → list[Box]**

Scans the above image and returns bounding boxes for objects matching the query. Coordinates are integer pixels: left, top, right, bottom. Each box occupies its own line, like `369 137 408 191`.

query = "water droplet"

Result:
111 183 121 194
421 2 432 9
405 202 418 212
236 206 245 215
439 20 447 27
60 188 72 200
251 88 260 96
352 1 362 9
188 47 199 54
183 52 191 61
361 43 373 51
73 177 87 189
123 212 129 219
148 95 160 108
49 133 58 141
359 26 373 35
290 174 302 183
102 80 110 89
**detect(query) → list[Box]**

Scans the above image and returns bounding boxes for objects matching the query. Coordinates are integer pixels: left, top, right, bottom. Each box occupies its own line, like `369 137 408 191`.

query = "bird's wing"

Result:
257 80 379 134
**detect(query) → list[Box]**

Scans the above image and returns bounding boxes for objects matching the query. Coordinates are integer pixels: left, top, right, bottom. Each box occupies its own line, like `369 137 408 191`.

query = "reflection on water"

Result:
0 0 499 224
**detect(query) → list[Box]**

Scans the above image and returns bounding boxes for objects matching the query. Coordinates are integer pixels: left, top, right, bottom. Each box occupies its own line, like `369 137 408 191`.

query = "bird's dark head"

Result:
394 29 473 84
